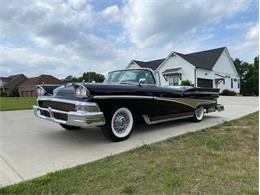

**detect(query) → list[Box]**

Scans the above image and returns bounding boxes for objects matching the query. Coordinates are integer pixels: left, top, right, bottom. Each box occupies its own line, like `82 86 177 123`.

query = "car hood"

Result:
54 83 168 99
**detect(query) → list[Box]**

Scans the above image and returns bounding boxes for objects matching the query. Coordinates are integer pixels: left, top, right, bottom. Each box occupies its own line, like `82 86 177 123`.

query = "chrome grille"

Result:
38 100 76 112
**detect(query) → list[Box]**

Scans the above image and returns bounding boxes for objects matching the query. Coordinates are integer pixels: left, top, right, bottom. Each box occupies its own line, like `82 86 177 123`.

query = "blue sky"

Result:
0 0 258 78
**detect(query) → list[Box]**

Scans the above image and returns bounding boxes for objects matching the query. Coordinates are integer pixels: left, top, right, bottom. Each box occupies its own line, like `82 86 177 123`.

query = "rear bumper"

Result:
206 104 224 113
216 104 224 112
33 97 105 127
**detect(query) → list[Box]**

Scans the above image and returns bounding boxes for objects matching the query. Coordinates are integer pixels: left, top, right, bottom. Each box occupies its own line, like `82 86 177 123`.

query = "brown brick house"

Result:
18 75 65 97
0 74 27 96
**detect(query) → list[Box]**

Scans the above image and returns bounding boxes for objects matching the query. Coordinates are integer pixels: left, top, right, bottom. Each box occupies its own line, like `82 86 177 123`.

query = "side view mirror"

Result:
138 78 146 85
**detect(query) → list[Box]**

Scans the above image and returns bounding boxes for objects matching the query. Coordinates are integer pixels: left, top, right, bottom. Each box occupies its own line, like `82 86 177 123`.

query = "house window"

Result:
223 79 225 85
231 78 233 88
238 79 240 89
168 76 179 86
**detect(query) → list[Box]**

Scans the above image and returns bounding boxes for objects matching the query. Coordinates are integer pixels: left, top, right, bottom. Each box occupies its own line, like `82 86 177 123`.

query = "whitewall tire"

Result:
102 107 134 142
192 106 204 122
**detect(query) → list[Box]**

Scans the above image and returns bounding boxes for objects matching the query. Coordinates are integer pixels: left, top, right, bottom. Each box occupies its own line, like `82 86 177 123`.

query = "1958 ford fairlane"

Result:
33 68 224 141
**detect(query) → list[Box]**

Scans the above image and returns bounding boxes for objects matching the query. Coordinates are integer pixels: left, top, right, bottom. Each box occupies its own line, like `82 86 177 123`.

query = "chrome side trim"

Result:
154 97 216 109
184 91 219 95
154 97 194 109
93 95 216 109
93 95 154 99
143 114 194 125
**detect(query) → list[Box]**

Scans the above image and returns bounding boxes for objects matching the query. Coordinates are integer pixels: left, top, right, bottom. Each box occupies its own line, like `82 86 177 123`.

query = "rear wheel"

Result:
59 124 81 130
191 106 204 122
102 107 134 142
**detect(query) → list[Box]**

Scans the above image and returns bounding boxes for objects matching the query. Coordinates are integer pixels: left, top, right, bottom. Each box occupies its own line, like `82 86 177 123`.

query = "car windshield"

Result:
103 69 156 85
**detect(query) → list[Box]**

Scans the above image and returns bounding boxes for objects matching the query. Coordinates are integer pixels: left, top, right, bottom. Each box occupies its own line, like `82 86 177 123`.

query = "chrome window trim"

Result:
104 68 159 86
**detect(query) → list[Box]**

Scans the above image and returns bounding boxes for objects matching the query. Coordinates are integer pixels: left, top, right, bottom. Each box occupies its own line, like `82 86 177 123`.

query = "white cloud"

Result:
101 5 120 23
0 0 256 78
225 22 254 29
122 0 251 48
67 0 89 9
245 23 259 40
0 46 72 77
230 23 258 62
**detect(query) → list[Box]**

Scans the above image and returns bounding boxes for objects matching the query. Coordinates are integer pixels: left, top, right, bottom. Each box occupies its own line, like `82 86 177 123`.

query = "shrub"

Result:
181 80 191 86
0 91 8 97
222 89 236 96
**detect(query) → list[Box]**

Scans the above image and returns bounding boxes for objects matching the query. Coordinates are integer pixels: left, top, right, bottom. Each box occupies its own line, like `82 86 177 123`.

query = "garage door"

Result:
197 78 213 88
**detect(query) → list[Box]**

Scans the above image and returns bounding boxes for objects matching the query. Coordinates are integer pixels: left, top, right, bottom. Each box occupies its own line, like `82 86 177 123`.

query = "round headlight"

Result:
76 88 81 96
75 85 89 98
37 87 45 96
81 87 87 96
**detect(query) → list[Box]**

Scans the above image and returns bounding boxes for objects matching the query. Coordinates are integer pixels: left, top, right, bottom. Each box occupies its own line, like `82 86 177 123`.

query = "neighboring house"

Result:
0 74 27 96
18 74 65 97
127 47 240 93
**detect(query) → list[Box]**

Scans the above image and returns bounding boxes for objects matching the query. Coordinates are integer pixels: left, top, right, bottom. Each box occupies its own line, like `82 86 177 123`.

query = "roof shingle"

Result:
175 47 225 70
19 75 64 87
133 58 165 70
131 47 226 70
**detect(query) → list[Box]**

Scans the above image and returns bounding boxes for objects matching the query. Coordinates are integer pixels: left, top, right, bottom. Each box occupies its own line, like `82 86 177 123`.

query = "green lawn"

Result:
0 97 36 111
0 112 258 194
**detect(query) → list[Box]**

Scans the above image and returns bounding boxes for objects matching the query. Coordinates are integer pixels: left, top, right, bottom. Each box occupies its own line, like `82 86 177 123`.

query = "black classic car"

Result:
33 68 224 141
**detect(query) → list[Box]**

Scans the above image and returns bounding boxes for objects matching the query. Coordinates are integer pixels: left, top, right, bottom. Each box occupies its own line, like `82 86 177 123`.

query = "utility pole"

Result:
89 64 91 82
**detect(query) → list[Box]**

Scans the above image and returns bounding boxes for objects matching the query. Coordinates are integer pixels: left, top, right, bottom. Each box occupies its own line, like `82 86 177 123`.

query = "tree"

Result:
64 72 105 83
233 56 259 96
79 72 105 83
64 75 78 83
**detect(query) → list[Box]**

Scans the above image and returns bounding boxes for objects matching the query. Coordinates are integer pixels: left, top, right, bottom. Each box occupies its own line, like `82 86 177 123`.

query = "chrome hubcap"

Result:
195 106 204 119
113 111 129 133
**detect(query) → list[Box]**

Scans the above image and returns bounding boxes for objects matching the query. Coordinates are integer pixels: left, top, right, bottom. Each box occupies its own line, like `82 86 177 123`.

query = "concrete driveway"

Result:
0 96 258 187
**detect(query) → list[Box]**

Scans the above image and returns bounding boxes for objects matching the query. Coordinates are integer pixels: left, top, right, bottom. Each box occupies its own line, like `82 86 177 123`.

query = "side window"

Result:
143 71 155 84
168 76 173 86
168 76 179 86
231 78 233 88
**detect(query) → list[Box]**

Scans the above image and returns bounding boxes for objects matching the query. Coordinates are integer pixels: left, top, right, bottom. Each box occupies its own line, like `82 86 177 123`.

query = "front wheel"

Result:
102 107 134 142
191 106 204 122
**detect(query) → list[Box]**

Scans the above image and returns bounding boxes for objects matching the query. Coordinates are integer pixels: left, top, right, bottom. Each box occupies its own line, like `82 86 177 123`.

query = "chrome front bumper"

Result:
33 97 105 127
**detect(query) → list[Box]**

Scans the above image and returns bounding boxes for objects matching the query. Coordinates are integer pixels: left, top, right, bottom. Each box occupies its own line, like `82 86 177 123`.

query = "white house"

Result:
127 47 240 93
